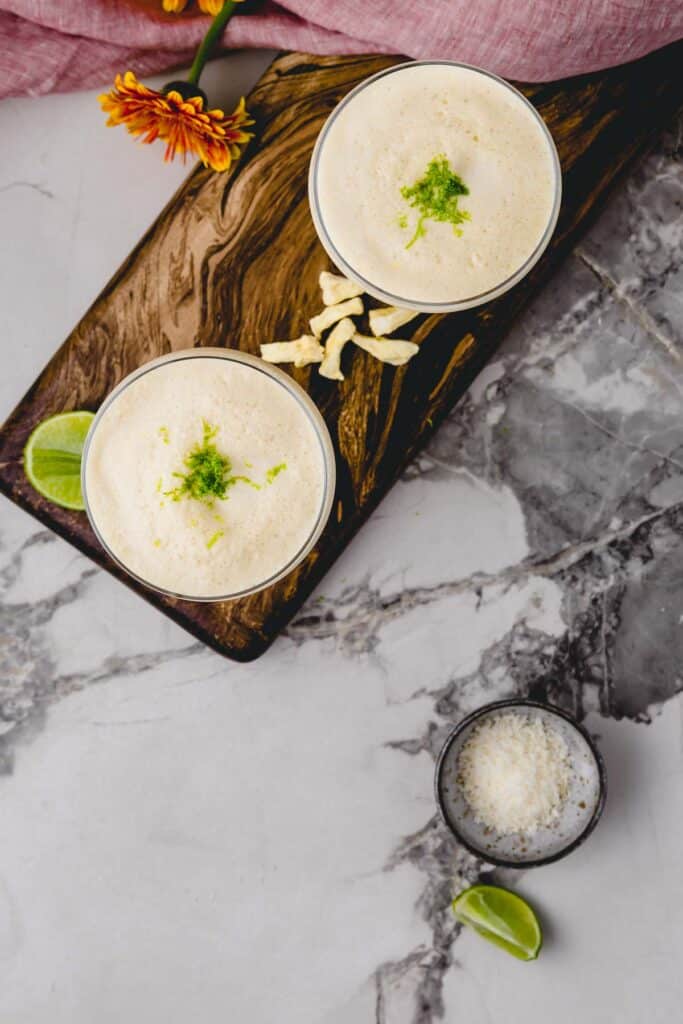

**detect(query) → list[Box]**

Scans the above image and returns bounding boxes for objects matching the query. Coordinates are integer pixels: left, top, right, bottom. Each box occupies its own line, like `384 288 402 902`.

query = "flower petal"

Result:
100 71 252 172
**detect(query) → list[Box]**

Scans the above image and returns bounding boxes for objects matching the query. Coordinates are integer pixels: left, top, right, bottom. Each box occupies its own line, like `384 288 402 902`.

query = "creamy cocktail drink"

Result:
82 350 334 600
309 61 561 311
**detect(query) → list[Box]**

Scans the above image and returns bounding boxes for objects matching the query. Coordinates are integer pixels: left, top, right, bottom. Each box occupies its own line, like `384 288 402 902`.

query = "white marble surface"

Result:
2 51 683 1023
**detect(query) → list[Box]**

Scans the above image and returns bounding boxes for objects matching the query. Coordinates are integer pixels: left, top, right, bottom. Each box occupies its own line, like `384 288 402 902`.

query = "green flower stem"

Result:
187 2 238 86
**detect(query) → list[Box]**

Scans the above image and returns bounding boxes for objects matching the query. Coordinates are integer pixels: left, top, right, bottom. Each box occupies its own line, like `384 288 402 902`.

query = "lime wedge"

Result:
23 411 95 510
452 885 542 961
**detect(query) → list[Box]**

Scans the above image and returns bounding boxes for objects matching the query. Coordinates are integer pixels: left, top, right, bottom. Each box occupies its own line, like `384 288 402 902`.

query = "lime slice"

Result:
23 411 95 510
452 885 542 961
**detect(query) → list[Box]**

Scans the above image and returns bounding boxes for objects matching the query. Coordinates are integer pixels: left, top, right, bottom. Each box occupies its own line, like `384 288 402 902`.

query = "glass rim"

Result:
308 59 563 313
81 348 336 603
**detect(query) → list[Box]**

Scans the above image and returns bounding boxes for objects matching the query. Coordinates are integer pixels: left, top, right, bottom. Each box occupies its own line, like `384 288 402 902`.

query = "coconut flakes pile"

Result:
457 713 572 836
260 272 420 382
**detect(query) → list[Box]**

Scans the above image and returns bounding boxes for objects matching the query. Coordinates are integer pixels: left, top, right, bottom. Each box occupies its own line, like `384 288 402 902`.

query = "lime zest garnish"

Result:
165 420 258 506
233 475 261 490
400 155 470 249
162 420 280 508
266 462 287 485
206 529 224 549
153 538 161 548
406 217 427 250
158 426 170 445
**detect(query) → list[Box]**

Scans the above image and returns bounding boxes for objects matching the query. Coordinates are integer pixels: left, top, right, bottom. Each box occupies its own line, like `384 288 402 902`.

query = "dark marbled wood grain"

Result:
0 46 680 660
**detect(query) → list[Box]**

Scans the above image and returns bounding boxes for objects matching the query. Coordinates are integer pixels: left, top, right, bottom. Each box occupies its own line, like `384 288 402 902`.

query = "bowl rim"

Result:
434 697 607 868
308 59 563 313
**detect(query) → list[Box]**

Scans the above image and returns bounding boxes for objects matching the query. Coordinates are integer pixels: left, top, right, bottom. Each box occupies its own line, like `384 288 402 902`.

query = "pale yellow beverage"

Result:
82 350 335 600
309 61 561 310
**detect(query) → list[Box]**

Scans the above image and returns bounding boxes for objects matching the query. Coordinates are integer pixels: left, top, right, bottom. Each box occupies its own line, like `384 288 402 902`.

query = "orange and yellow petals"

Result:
197 0 227 13
100 72 253 172
163 0 246 11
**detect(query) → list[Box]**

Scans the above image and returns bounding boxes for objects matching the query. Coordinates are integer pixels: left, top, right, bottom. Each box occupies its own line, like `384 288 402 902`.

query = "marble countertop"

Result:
1 51 682 1024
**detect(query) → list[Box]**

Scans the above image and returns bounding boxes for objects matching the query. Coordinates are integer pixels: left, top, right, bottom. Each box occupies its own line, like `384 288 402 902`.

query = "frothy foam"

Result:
314 63 558 306
85 356 327 598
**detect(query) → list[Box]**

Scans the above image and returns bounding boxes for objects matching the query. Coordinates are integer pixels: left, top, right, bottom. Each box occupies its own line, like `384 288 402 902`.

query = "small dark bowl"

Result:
435 698 607 868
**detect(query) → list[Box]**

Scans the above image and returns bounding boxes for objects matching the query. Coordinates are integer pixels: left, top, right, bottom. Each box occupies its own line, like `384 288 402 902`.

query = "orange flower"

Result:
162 0 239 13
99 72 253 172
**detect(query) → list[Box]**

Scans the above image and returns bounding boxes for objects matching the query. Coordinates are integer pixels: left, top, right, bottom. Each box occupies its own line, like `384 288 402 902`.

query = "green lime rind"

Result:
452 885 542 962
23 411 95 511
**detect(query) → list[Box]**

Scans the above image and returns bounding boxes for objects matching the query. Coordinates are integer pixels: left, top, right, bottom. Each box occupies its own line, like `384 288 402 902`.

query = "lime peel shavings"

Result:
266 462 287 484
162 422 287 507
164 420 259 506
233 475 261 491
452 885 542 961
400 154 470 249
158 422 289 548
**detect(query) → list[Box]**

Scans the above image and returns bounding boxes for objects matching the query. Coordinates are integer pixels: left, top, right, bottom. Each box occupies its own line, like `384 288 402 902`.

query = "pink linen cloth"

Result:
1 0 681 100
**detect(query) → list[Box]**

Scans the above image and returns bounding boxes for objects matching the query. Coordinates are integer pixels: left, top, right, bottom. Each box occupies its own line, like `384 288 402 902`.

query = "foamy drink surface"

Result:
314 63 558 306
85 357 327 598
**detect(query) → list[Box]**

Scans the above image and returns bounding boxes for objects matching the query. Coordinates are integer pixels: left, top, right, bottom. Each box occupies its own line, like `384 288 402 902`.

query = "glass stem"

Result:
187 2 237 86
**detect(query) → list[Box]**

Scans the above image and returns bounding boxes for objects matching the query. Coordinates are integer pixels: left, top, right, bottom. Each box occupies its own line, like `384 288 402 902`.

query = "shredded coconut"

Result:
457 713 571 835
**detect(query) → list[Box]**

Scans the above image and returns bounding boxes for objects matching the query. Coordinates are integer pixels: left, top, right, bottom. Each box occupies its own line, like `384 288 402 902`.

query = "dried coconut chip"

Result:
319 271 364 306
260 335 324 367
310 297 364 338
352 332 419 367
368 306 419 338
319 318 356 381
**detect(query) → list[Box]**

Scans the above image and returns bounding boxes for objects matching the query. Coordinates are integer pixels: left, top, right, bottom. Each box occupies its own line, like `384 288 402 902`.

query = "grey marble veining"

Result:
291 115 683 705
0 56 681 1024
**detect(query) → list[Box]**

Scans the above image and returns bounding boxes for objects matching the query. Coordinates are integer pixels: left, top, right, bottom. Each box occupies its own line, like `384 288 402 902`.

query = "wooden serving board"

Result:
0 47 681 661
